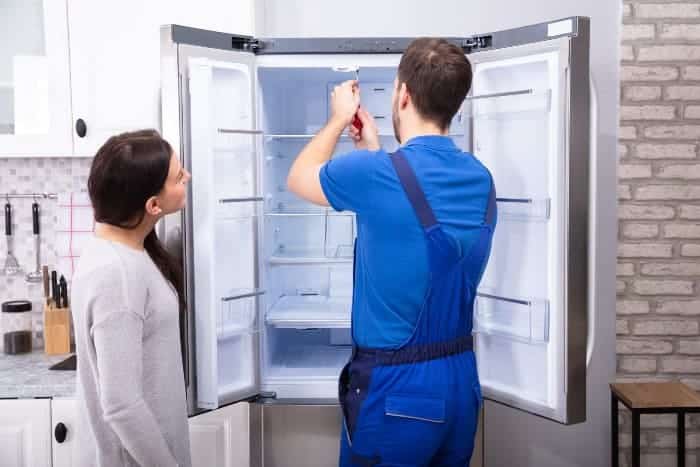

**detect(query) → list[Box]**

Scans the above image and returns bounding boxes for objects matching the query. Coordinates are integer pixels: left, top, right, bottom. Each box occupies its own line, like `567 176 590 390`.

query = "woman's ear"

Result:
145 196 163 217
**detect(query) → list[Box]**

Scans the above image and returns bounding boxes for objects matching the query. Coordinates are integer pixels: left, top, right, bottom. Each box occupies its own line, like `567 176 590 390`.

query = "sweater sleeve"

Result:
89 266 179 467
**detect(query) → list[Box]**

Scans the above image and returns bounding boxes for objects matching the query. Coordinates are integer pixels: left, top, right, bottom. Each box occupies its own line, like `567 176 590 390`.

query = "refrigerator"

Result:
159 16 590 465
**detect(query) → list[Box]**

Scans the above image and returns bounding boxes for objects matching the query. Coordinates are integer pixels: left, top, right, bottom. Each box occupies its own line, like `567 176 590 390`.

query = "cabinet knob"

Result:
55 422 68 443
75 119 87 138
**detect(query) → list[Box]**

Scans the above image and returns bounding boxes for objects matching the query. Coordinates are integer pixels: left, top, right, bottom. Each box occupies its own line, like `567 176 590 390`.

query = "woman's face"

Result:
155 151 191 216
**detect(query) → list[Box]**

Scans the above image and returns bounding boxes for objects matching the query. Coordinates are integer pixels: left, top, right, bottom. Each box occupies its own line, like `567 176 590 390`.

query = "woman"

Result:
72 130 192 467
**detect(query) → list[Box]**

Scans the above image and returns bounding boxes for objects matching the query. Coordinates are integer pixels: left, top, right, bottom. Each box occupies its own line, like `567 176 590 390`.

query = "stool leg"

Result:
678 412 685 467
612 393 619 467
632 411 640 467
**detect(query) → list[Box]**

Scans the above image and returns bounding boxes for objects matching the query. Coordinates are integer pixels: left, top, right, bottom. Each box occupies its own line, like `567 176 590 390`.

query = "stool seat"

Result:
611 382 700 411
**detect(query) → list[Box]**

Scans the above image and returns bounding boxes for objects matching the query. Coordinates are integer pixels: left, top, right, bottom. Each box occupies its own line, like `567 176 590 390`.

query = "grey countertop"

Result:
0 349 76 399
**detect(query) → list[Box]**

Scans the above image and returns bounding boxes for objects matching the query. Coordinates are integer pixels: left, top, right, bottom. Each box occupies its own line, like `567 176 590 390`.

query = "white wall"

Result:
257 2 620 466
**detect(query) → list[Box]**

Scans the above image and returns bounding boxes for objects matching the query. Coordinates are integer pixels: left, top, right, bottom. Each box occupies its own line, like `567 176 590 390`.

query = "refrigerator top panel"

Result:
164 17 586 55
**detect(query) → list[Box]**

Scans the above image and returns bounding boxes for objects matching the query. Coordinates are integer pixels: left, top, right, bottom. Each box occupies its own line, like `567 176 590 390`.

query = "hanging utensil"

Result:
3 200 22 276
26 201 42 283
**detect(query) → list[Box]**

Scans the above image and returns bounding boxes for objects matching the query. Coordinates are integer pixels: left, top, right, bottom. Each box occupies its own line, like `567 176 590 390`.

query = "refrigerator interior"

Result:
254 55 471 399
256 59 401 399
189 43 570 407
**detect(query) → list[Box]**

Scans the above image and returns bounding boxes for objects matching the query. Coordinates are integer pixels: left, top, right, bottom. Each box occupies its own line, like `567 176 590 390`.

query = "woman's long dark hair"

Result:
88 129 184 308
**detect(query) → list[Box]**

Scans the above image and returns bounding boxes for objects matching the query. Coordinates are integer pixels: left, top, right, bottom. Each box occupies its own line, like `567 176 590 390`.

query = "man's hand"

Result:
330 80 360 126
349 107 380 151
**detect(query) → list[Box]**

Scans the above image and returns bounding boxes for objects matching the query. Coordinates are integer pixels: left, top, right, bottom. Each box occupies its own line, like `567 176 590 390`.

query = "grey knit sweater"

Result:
72 236 191 467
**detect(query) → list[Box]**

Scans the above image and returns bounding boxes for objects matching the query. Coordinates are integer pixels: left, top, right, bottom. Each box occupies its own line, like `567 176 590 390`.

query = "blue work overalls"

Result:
338 150 497 467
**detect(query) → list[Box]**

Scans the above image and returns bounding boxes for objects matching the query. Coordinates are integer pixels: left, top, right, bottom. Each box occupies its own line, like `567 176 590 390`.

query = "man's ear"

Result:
399 82 411 109
145 196 162 217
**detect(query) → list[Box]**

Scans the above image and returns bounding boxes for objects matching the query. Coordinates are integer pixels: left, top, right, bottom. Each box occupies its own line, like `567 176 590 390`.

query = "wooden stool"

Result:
611 382 700 467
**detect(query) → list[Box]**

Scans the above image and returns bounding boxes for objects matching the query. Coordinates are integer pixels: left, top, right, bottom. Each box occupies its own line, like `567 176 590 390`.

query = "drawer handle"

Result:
55 422 68 443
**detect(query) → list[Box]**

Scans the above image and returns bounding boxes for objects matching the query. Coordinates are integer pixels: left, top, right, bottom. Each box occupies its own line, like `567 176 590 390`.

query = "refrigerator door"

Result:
467 18 589 424
187 50 263 410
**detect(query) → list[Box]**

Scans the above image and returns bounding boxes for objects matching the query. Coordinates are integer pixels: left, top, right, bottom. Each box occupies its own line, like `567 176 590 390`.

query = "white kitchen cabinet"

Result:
67 0 254 156
0 399 52 467
0 0 73 157
189 401 251 467
51 398 78 467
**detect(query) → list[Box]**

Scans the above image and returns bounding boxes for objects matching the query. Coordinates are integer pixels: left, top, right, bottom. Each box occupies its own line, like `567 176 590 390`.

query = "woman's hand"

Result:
349 107 380 151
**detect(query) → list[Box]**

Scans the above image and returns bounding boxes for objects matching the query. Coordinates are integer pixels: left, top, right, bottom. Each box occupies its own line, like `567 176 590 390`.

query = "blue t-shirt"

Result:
319 135 494 349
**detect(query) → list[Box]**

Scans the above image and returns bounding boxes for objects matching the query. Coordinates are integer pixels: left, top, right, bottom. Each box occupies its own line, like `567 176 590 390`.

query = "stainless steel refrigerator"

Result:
159 16 590 466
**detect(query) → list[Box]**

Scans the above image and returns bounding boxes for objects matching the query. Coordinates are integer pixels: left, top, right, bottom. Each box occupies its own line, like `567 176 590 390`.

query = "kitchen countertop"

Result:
0 349 76 399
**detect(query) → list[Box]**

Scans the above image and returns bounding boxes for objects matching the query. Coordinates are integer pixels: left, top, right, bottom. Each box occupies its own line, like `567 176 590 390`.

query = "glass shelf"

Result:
267 295 351 329
268 246 354 265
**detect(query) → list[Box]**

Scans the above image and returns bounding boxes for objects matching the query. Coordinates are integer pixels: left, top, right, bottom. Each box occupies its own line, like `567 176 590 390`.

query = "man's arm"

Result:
287 80 359 206
286 117 346 206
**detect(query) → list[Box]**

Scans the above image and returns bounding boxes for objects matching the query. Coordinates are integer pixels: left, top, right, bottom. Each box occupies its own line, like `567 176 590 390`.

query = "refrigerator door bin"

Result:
474 291 549 344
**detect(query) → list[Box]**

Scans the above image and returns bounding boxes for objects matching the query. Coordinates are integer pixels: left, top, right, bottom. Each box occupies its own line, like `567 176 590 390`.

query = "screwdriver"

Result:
352 69 363 132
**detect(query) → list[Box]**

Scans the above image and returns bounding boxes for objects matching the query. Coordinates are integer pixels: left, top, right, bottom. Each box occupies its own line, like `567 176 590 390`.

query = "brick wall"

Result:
619 1 700 465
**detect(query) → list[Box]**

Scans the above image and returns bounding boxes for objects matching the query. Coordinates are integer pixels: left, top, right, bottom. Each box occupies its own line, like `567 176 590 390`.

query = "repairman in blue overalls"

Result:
287 38 497 467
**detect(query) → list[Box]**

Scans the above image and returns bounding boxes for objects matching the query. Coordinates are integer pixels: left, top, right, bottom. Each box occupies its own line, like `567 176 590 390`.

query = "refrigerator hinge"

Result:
231 37 266 52
461 35 493 53
256 391 277 401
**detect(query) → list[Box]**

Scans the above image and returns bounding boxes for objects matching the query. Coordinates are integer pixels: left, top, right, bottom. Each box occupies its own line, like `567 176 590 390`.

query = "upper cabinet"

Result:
67 0 254 156
0 0 254 158
0 0 72 157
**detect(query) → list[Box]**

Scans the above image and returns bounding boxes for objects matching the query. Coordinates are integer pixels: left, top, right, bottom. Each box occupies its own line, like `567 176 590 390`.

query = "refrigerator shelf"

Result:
474 291 549 344
264 133 396 140
217 289 262 341
267 295 351 329
467 88 551 119
497 197 551 221
265 209 354 218
268 246 354 265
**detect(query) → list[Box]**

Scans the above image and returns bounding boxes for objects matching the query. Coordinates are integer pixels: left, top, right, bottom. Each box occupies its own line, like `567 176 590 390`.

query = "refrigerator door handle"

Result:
586 75 598 369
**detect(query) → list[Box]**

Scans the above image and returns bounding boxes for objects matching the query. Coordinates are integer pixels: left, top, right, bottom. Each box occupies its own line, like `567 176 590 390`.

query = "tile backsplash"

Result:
0 157 92 305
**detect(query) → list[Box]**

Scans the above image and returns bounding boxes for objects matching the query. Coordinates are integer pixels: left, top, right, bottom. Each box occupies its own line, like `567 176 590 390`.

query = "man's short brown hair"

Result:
397 38 472 130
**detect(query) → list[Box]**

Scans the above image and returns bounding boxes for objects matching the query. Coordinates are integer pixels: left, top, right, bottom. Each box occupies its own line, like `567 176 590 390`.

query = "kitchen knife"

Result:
59 276 68 309
51 270 58 305
42 266 50 305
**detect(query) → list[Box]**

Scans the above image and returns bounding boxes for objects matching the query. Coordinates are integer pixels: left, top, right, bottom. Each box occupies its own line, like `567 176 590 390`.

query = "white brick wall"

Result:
619 2 700 464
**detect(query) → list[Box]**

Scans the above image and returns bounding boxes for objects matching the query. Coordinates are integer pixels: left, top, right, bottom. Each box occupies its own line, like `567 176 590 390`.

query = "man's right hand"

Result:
349 108 380 151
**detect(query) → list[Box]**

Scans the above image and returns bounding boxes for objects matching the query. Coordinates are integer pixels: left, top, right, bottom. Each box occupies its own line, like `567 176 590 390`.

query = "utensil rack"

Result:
1 193 58 200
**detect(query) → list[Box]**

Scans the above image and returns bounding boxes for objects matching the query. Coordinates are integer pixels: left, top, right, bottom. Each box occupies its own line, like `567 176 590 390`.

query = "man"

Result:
288 38 497 467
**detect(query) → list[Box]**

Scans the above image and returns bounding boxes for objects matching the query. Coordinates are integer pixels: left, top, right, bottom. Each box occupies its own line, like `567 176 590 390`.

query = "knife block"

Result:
44 304 71 355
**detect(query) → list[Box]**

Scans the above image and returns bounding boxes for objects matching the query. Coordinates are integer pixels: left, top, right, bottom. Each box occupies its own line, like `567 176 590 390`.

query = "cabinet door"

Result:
0 399 51 467
0 0 72 156
67 0 254 156
51 398 78 467
189 402 252 467
67 0 163 155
